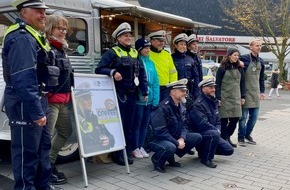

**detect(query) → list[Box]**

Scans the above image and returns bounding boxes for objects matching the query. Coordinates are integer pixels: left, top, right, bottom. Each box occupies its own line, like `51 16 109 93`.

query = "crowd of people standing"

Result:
95 22 266 172
1 0 266 188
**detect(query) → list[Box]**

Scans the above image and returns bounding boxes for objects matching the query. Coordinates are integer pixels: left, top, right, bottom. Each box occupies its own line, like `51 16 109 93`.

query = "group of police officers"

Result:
95 21 236 172
2 0 264 189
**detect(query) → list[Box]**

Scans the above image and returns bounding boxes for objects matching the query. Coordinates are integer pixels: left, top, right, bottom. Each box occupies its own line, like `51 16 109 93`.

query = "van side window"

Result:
66 18 88 56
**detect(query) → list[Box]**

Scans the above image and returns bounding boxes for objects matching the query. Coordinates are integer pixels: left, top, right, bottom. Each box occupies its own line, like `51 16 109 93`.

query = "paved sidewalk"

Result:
1 90 290 190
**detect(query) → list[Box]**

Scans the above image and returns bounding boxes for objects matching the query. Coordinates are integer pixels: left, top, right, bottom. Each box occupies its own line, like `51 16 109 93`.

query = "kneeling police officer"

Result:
149 79 202 173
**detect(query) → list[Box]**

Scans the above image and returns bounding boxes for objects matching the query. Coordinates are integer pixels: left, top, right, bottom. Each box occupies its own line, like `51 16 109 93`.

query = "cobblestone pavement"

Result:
1 89 290 190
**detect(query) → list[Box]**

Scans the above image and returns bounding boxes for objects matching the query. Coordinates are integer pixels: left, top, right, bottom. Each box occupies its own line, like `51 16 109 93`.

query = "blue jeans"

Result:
132 104 152 150
238 107 259 138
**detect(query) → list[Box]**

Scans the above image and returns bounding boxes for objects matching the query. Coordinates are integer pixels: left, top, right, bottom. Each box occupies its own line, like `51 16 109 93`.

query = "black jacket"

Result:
187 93 221 133
150 96 188 146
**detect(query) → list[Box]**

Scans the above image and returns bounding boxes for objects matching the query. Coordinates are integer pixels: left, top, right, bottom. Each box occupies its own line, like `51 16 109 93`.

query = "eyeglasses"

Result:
55 26 67 33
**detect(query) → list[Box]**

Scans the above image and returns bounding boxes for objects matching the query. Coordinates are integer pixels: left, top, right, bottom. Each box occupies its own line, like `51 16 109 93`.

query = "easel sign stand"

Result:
72 73 130 187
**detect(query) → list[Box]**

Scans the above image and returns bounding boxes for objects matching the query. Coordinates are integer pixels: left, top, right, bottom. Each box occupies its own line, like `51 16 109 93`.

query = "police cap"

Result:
75 82 92 98
187 34 199 44
112 22 132 39
11 0 49 11
166 78 188 90
173 33 188 44
148 30 166 41
198 77 216 88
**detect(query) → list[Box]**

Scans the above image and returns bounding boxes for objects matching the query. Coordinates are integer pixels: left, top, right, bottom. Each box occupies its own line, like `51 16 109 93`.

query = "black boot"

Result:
112 151 134 165
227 137 237 148
50 163 67 185
51 163 66 179
167 156 181 167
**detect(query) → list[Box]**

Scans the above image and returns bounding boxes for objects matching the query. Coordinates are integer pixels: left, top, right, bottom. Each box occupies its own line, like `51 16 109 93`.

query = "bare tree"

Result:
219 0 290 81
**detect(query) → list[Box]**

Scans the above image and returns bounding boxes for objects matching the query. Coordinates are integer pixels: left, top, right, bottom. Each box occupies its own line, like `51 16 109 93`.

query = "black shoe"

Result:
151 156 166 173
187 149 195 155
50 173 67 185
167 156 181 167
245 135 257 145
112 152 134 165
46 184 64 190
112 152 125 166
227 137 237 148
200 159 217 168
238 137 246 147
127 154 134 165
51 163 66 179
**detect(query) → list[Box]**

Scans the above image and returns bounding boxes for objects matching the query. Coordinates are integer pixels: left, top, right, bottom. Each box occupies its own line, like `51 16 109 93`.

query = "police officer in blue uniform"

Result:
187 34 203 83
149 79 202 173
172 33 200 100
2 0 62 189
187 78 234 168
95 22 148 165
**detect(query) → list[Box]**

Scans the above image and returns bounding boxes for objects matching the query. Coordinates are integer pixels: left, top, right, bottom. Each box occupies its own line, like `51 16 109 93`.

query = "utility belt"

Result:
117 88 136 95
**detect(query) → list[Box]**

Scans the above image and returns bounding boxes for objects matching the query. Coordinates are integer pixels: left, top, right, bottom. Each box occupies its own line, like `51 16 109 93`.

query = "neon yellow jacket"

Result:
149 49 177 86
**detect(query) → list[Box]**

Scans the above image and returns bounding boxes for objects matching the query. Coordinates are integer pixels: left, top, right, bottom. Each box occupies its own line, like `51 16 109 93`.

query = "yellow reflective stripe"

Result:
169 68 177 74
112 46 138 58
25 25 50 51
2 23 50 51
2 24 19 48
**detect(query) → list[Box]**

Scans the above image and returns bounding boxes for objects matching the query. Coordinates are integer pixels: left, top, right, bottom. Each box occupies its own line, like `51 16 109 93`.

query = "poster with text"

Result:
72 73 125 157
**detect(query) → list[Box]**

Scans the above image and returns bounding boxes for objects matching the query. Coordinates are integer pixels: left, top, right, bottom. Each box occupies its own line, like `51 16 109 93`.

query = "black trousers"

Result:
220 117 239 140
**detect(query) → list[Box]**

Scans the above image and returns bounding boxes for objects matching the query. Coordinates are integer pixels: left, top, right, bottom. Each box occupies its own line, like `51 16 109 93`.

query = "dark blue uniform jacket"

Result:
150 96 188 146
187 50 203 82
95 44 148 96
188 93 221 133
2 19 45 122
172 50 200 98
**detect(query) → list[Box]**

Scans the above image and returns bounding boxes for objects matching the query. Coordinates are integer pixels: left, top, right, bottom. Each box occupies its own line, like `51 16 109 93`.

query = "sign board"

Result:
71 73 129 187
0 86 10 140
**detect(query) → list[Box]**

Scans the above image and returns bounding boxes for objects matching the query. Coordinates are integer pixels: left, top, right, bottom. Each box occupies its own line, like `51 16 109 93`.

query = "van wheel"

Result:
56 143 79 164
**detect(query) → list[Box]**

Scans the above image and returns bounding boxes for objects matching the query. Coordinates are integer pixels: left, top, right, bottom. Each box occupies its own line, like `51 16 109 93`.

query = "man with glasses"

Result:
148 30 178 101
149 79 202 173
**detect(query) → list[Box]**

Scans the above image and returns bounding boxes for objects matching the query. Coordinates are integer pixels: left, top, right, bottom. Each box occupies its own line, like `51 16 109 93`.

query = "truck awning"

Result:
92 0 220 29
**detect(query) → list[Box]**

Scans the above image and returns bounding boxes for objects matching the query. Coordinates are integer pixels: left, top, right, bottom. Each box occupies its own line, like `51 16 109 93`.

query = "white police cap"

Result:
75 82 92 98
11 0 49 11
198 77 216 88
187 34 199 44
112 22 132 39
148 30 166 41
173 33 188 44
166 78 188 90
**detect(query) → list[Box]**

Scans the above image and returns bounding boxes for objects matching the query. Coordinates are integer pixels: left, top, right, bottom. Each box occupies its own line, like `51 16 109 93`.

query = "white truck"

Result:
0 0 218 162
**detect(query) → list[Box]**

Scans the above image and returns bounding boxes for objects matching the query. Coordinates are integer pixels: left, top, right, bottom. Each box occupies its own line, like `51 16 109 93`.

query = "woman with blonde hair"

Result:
45 15 74 185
